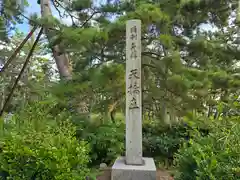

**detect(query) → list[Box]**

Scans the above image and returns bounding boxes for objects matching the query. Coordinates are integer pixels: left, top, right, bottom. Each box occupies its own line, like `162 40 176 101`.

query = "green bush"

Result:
0 102 90 180
174 121 240 180
72 112 212 169
143 123 188 168
74 114 192 168
82 120 125 166
76 116 187 167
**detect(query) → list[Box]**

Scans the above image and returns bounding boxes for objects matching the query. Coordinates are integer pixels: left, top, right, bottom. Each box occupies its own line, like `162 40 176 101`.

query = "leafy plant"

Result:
174 120 240 180
0 101 90 180
81 120 125 166
143 122 188 168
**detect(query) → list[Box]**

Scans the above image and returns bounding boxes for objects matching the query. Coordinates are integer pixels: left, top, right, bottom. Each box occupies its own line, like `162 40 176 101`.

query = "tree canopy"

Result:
0 0 239 121
0 0 239 179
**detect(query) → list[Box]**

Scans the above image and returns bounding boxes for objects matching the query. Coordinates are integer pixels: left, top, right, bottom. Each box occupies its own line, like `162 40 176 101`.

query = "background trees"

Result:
0 0 239 179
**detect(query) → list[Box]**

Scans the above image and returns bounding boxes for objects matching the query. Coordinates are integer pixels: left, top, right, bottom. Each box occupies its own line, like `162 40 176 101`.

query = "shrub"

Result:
0 102 90 180
174 121 240 180
72 112 211 169
75 115 191 168
143 123 188 168
77 116 186 167
83 121 125 166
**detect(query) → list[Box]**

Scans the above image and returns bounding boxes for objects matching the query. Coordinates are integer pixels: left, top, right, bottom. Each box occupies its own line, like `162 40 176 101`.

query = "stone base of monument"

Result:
111 156 156 180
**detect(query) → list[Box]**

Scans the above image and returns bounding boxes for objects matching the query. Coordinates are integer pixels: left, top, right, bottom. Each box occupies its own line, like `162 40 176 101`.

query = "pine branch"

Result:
52 0 100 27
0 26 38 73
0 28 44 116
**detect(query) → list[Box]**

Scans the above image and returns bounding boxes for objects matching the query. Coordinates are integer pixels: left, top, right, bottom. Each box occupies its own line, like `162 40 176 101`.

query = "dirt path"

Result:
96 168 174 180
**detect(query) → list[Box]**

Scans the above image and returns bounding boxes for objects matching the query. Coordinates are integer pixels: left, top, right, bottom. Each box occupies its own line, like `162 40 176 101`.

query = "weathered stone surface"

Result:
125 19 142 165
111 157 156 180
111 19 156 180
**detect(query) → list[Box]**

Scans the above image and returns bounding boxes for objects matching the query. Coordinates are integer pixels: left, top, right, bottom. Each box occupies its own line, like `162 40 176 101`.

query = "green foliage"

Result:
0 101 90 180
1 0 240 176
71 0 92 11
174 120 240 180
0 31 51 112
77 118 125 166
0 0 25 41
73 113 193 169
143 123 187 167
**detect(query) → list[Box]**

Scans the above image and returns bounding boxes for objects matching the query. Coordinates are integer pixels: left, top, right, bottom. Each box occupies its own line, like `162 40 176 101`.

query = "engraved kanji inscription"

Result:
128 69 140 109
128 69 140 79
125 20 142 165
131 42 136 49
131 26 137 33
130 26 137 40
130 42 137 59
129 97 139 109
130 33 137 40
128 81 140 95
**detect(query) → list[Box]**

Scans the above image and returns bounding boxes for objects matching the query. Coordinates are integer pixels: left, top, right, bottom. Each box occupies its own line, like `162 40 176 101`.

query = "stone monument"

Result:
111 19 156 180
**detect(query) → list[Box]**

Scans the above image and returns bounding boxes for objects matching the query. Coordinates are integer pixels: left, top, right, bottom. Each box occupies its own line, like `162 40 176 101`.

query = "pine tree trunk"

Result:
40 0 72 80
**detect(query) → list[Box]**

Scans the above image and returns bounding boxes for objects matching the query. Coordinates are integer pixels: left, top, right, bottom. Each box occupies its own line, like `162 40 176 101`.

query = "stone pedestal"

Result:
111 157 156 180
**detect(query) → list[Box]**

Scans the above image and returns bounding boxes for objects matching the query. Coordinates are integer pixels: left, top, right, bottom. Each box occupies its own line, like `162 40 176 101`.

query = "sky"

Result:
15 0 106 34
16 0 73 33
16 0 218 37
10 0 106 79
